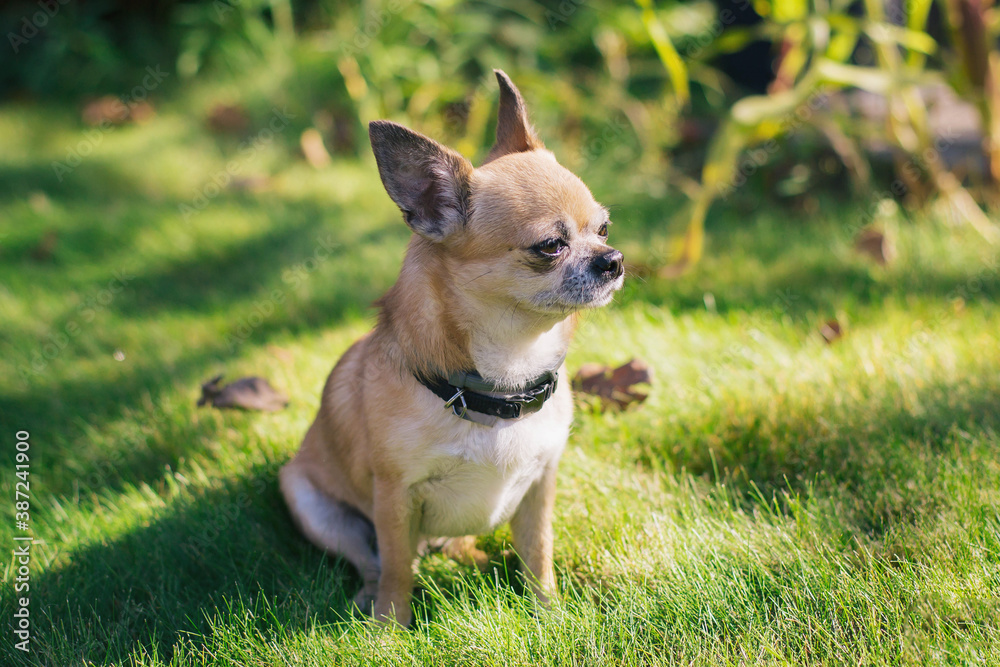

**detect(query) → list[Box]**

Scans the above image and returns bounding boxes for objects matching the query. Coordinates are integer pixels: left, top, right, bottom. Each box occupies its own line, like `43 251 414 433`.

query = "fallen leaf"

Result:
30 230 58 261
796 195 820 215
610 358 652 387
854 227 895 265
229 175 271 192
573 358 652 409
207 104 251 135
81 97 155 125
197 375 288 411
300 128 332 168
81 96 130 125
574 362 608 386
128 101 156 124
820 319 842 344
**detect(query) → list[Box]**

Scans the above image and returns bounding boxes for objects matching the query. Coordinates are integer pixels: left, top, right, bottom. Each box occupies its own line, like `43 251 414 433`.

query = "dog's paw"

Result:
441 535 490 571
351 583 378 618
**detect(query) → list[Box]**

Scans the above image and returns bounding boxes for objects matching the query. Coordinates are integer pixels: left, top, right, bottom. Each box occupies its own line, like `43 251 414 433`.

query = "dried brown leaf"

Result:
197 375 288 411
128 101 156 124
854 227 895 265
82 96 130 126
572 358 652 410
30 230 58 261
82 96 155 126
207 104 251 135
820 319 843 344
229 176 271 192
574 363 609 393
610 358 653 388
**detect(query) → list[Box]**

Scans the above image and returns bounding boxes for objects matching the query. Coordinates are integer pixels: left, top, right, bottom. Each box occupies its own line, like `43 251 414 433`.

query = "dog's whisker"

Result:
495 299 518 329
509 300 521 329
462 269 493 287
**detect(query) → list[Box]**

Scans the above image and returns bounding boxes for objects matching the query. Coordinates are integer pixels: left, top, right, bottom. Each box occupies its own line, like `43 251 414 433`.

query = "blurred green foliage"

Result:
3 0 999 268
0 0 765 153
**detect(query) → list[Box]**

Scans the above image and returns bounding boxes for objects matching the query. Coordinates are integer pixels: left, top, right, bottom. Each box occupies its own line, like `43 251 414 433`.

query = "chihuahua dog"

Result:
280 70 624 626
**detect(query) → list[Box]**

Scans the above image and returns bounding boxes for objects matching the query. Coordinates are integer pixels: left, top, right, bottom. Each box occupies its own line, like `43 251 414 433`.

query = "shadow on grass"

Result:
0 303 349 499
0 346 268 496
112 214 400 318
3 377 993 663
0 161 169 276
0 161 156 205
0 465 356 665
0 203 403 497
0 464 518 665
4 151 1000 660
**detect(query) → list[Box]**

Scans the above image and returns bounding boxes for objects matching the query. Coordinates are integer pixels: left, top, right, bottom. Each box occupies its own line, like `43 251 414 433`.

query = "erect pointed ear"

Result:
369 120 473 242
483 69 543 164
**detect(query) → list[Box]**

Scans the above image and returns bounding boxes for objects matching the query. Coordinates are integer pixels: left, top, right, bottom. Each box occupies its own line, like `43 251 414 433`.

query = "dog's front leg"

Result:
510 461 558 605
372 478 421 627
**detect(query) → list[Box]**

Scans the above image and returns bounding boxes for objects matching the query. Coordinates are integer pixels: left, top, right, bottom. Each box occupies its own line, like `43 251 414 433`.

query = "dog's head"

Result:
369 70 623 317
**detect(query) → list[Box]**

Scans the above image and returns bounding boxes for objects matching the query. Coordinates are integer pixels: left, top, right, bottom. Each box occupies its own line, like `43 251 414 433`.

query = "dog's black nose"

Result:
592 249 624 280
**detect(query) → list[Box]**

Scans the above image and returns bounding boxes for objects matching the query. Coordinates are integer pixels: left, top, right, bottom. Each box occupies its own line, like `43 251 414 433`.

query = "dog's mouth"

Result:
579 272 625 308
584 275 625 307
530 271 624 314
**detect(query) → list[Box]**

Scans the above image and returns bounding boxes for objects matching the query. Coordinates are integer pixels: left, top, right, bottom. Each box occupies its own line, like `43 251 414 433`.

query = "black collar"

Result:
416 368 559 422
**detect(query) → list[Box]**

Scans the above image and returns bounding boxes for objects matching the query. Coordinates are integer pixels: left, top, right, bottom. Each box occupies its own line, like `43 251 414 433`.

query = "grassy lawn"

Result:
1 99 999 666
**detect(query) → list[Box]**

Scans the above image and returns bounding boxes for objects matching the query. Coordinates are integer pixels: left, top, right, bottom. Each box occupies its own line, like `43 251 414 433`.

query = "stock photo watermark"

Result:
341 0 411 55
7 0 71 53
225 233 339 351
12 430 33 653
545 0 585 28
904 252 1000 359
50 65 170 182
182 476 268 557
178 106 295 220
18 267 135 384
718 89 834 201
678 0 755 59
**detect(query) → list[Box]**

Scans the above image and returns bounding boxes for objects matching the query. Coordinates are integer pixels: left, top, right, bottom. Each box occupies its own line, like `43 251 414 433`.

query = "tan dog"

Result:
280 70 624 626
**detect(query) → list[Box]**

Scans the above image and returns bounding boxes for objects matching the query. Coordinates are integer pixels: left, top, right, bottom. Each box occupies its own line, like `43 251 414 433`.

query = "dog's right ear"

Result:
369 120 473 242
483 70 543 164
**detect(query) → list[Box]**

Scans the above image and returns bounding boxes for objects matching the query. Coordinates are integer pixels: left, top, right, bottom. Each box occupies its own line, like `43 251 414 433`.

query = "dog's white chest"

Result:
414 414 567 537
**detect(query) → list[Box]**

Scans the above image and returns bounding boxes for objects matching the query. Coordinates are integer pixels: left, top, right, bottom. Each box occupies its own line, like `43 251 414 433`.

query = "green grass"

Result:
1 98 999 666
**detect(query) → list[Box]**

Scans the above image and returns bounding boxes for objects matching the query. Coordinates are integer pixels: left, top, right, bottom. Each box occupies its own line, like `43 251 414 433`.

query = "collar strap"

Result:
417 368 559 421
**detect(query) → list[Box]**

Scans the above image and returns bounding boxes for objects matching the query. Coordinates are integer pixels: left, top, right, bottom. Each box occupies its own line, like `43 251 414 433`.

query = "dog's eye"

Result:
597 223 610 239
534 238 567 256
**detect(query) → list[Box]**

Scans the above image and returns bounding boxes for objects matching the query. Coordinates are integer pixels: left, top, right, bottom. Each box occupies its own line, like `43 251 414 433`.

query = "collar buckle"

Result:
442 387 468 419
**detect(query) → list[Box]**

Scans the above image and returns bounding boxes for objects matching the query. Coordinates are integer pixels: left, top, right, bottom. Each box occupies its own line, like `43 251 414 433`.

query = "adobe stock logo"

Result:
50 65 170 182
7 0 72 54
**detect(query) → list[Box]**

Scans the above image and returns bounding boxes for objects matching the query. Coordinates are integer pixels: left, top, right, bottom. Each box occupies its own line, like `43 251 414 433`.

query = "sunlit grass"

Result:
1 100 998 666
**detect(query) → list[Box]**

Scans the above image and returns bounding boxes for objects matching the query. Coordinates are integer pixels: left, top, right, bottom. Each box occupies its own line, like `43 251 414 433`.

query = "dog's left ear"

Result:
483 69 543 164
369 120 473 242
